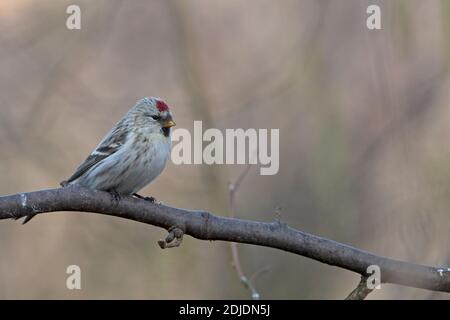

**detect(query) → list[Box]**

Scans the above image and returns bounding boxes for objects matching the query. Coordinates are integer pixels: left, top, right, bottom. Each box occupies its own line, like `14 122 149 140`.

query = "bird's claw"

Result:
108 189 122 205
144 196 158 203
158 227 184 249
133 193 162 205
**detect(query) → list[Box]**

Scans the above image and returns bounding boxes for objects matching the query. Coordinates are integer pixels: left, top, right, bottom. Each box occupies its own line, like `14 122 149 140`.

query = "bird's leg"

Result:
133 193 158 203
108 189 122 205
158 226 184 249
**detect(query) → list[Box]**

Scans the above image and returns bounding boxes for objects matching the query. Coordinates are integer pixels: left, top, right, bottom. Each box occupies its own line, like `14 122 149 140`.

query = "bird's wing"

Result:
64 121 128 184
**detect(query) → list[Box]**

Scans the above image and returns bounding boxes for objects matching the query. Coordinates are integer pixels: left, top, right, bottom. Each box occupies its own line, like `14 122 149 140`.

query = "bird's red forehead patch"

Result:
156 100 169 112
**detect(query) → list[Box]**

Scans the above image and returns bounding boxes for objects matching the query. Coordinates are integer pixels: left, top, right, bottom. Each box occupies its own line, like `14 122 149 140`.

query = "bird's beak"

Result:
162 120 176 128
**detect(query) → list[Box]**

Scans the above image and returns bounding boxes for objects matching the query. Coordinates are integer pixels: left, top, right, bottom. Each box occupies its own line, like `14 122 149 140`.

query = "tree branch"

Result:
1 186 450 295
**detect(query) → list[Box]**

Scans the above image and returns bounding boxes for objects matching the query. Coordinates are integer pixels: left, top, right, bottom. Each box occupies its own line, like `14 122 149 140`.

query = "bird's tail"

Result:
22 214 36 225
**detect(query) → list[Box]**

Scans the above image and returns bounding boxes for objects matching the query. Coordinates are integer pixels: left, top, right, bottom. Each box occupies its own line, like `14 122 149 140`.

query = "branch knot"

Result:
158 226 184 249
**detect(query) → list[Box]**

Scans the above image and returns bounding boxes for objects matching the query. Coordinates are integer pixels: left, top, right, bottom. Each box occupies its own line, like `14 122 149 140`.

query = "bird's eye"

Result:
151 115 161 121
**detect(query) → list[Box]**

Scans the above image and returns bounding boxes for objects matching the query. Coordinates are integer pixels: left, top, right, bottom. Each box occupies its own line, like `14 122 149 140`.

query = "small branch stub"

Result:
345 276 374 300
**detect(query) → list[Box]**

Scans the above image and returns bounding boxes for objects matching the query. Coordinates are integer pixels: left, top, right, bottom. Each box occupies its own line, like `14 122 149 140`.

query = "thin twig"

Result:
229 165 262 299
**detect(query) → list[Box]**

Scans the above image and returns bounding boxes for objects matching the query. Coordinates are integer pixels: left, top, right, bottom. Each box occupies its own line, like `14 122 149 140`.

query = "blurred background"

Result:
0 0 449 299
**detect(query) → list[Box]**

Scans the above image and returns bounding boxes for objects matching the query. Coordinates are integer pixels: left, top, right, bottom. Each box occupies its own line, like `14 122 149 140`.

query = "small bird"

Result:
66 96 175 196
22 97 175 224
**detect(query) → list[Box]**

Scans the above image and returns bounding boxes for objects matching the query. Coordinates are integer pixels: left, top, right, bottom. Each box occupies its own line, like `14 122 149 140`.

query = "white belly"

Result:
74 132 171 195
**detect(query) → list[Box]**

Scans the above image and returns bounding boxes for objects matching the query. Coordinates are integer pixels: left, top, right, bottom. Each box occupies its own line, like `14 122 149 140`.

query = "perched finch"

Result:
22 97 175 224
23 98 173 225
63 96 175 196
